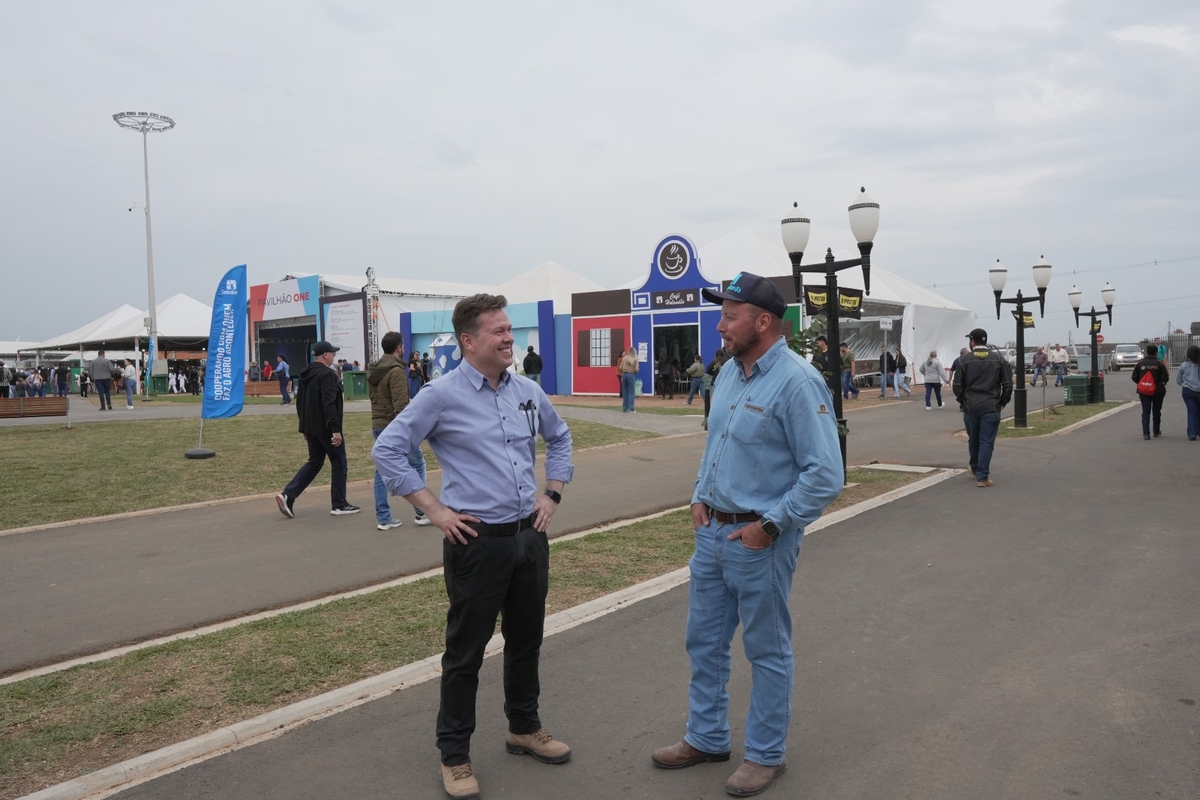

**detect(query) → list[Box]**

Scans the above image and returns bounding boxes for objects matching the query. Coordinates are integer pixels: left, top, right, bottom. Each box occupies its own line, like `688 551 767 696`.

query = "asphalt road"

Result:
110 386 1200 799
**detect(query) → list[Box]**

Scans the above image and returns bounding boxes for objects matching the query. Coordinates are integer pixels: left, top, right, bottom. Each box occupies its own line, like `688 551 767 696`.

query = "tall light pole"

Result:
990 256 1052 429
1068 283 1116 403
781 187 880 481
114 111 175 395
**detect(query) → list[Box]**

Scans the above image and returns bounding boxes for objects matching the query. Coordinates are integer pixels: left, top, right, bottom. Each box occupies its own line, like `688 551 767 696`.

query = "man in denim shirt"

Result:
372 294 574 800
653 272 842 797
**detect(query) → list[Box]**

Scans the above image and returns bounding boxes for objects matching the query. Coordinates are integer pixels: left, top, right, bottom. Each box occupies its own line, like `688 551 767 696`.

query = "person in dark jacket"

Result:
878 346 897 398
1131 344 1170 440
368 332 430 529
522 346 543 385
276 341 359 518
952 328 1013 487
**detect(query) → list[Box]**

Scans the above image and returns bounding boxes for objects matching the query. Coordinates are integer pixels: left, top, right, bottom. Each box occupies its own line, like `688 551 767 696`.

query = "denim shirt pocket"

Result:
728 404 771 446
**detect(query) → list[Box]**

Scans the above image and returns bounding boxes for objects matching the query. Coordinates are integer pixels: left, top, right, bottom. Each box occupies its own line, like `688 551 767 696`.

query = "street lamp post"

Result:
114 111 175 396
1067 283 1116 403
781 187 880 481
990 256 1052 429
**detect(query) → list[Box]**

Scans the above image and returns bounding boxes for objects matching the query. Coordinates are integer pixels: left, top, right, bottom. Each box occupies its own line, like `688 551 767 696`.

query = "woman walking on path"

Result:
407 351 425 399
920 351 947 409
1176 345 1200 441
618 347 639 413
1132 344 1170 440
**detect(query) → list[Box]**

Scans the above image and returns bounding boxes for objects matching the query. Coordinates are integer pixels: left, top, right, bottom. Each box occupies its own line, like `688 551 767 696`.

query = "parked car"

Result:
1108 343 1142 371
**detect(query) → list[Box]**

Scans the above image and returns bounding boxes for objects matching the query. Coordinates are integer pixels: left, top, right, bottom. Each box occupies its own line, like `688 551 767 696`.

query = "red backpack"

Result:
1136 367 1157 396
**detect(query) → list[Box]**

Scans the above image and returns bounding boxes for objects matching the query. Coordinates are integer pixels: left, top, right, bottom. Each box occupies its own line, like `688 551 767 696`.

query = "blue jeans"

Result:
684 519 802 766
278 377 291 404
963 410 1001 481
924 382 942 407
1054 364 1066 386
1030 366 1046 386
841 370 858 399
879 371 893 397
621 372 636 412
686 376 703 404
372 427 427 523
95 379 112 409
1182 388 1200 439
125 381 135 406
893 371 910 396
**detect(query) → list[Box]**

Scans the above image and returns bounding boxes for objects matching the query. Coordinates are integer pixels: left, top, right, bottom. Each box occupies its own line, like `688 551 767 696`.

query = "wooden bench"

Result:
0 396 70 419
245 380 288 398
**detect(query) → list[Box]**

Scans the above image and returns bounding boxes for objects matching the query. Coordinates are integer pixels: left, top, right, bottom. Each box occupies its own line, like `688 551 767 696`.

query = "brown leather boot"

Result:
505 728 571 764
440 762 480 800
725 760 786 797
651 740 731 769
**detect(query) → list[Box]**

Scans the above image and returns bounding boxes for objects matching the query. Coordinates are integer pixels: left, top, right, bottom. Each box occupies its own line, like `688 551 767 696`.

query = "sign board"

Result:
1096 334 1105 344
879 318 894 331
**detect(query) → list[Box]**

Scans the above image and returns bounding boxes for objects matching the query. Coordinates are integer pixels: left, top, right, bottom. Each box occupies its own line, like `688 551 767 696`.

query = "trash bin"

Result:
1094 374 1105 402
1064 374 1088 406
151 375 169 395
634 378 644 396
344 371 368 400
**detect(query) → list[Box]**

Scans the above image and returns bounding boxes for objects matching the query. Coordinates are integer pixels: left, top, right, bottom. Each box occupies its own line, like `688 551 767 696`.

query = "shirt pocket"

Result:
728 405 771 446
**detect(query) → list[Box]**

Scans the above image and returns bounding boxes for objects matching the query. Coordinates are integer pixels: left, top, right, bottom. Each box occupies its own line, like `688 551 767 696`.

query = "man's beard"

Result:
728 330 761 360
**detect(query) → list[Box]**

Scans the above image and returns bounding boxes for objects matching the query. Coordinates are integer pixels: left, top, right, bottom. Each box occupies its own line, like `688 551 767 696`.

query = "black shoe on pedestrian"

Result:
1144 433 1151 440
276 492 294 518
331 504 361 516
1153 431 1161 438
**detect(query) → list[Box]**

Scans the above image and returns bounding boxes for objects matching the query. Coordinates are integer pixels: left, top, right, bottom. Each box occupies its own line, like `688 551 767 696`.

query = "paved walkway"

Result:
105 391 1199 800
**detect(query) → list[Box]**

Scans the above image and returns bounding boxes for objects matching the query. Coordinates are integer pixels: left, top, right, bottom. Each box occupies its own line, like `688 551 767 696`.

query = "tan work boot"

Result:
440 762 480 800
505 728 572 764
652 739 731 769
725 760 786 797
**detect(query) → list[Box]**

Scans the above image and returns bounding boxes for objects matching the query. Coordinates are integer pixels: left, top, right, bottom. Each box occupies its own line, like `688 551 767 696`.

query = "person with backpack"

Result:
367 331 430 529
1132 344 1170 440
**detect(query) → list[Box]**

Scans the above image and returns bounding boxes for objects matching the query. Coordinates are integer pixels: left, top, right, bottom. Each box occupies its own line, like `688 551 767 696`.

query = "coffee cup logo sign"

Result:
652 289 698 308
657 242 689 279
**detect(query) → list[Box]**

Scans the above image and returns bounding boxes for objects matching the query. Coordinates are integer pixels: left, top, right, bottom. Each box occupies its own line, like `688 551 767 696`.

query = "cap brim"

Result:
702 287 739 306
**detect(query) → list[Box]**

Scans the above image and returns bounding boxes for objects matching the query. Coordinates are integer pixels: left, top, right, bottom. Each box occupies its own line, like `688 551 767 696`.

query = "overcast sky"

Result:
3 0 1197 345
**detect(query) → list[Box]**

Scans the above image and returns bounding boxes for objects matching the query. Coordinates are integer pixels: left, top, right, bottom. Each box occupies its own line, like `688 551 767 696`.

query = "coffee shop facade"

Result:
570 234 800 395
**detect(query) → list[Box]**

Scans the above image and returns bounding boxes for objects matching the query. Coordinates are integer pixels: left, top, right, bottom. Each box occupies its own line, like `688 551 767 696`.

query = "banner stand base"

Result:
185 448 216 460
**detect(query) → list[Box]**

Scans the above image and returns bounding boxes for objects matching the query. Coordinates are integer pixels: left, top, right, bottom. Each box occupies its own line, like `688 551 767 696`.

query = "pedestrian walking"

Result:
275 341 360 518
372 293 575 800
1029 346 1049 386
522 345 543 385
275 354 291 404
618 346 639 413
839 342 859 399
1132 344 1170 440
91 350 115 410
684 354 704 404
652 273 842 798
1177 345 1200 441
878 346 896 398
367 331 431 530
54 364 70 397
893 348 911 397
407 351 425 399
921 351 947 409
0 361 9 399
1049 343 1068 386
952 328 1013 487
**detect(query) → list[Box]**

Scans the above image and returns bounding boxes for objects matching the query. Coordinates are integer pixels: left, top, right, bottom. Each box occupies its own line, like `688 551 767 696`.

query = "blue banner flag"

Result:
202 265 248 419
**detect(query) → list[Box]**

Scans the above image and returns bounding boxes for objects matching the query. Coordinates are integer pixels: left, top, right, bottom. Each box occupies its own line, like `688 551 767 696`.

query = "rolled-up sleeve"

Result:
372 388 439 497
536 391 574 484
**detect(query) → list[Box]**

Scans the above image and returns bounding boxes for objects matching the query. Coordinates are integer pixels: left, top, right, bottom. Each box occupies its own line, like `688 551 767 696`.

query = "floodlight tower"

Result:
113 111 175 389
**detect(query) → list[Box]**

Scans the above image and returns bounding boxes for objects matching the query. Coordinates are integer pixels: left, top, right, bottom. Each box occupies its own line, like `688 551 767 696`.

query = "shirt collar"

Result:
457 358 511 391
732 336 788 377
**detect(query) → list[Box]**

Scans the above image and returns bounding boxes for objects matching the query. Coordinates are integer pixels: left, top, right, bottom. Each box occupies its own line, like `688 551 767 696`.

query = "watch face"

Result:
657 242 689 280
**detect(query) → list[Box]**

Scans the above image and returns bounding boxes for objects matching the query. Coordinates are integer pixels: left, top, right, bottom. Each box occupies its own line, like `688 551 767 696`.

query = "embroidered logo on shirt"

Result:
743 402 765 414
818 403 828 415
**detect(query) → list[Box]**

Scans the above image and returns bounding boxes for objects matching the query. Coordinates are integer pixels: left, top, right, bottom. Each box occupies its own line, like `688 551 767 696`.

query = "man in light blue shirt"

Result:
652 272 842 798
372 294 574 800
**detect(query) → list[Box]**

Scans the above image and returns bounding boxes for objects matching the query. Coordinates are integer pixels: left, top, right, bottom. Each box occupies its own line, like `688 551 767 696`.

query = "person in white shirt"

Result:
122 360 138 409
1049 343 1069 386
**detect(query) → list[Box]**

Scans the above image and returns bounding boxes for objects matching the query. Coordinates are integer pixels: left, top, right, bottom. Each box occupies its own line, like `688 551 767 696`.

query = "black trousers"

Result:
283 433 348 508
438 526 549 765
1140 394 1164 436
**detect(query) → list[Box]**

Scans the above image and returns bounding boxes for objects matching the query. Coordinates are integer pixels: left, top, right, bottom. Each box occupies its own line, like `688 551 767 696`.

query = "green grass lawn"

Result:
0 414 658 531
569 404 704 416
998 401 1127 437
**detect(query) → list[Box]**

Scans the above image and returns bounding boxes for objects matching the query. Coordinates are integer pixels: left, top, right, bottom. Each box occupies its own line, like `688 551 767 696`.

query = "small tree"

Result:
787 314 828 360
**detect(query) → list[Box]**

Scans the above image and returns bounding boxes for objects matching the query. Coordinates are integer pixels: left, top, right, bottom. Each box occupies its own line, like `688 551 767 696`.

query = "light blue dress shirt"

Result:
1177 361 1200 392
692 336 843 532
372 359 574 524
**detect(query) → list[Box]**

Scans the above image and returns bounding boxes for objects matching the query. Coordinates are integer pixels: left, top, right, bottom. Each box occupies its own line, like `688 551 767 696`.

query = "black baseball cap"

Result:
701 272 787 318
966 328 988 344
312 341 340 356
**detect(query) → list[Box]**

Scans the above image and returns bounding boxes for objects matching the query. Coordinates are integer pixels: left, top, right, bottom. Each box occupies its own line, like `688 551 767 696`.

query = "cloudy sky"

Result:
3 0 1197 345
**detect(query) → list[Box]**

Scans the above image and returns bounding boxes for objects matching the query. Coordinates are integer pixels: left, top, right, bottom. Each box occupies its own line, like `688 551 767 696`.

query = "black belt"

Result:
466 514 536 537
707 507 760 525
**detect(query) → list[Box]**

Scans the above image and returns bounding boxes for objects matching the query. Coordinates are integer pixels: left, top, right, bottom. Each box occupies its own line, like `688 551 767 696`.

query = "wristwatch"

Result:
760 518 781 541
544 489 562 504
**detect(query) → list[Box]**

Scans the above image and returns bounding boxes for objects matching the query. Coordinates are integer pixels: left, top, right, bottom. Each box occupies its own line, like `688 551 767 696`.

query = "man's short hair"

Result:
1146 344 1158 358
380 331 403 355
452 293 508 347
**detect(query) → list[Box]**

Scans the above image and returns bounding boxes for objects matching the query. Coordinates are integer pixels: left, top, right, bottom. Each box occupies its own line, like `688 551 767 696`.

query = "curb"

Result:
17 468 953 800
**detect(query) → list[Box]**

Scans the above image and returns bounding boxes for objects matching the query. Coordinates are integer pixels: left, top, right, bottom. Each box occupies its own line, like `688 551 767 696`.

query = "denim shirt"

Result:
372 359 574 523
1178 361 1200 392
692 337 843 532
